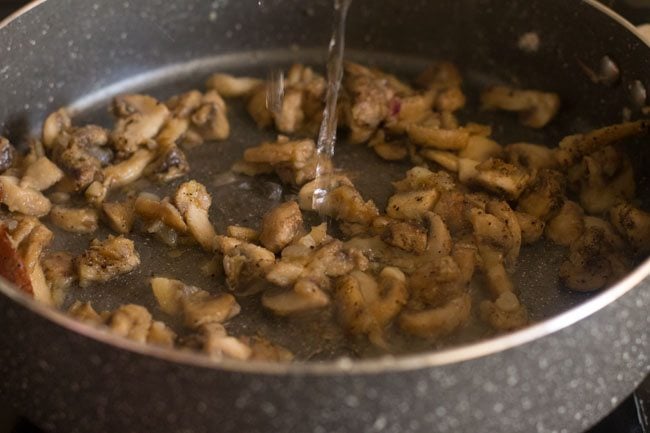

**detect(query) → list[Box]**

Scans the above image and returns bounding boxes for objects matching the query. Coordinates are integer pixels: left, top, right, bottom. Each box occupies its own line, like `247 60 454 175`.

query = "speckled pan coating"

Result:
0 1 649 432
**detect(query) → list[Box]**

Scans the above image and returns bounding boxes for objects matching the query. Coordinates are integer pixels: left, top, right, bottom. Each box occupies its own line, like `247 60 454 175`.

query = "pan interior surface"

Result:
1 0 649 364
34 47 625 360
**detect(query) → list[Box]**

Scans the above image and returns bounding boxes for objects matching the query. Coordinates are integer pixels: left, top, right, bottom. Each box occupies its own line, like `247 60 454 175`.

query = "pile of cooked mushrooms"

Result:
1 61 648 361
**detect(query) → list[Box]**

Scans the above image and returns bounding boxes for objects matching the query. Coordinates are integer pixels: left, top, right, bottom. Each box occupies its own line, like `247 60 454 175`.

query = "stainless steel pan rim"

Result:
0 0 648 376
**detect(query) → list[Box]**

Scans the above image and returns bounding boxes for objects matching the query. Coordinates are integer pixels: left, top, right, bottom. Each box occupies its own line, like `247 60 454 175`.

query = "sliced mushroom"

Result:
222 242 276 289
368 130 408 161
106 304 153 343
407 117 470 150
262 278 330 316
103 148 155 189
259 201 303 253
0 137 15 174
226 225 259 243
481 85 560 128
42 251 77 292
205 73 263 98
135 193 187 233
299 175 379 225
68 301 103 325
609 203 650 254
555 120 650 167
381 220 428 254
111 94 169 158
102 200 136 234
559 223 629 292
42 109 71 149
517 169 565 221
470 158 531 200
480 291 528 331
399 294 471 339
49 205 99 233
20 156 64 191
173 180 217 251
199 323 252 361
505 142 557 171
0 176 52 217
515 211 545 244
190 90 230 141
77 235 140 288
545 200 584 247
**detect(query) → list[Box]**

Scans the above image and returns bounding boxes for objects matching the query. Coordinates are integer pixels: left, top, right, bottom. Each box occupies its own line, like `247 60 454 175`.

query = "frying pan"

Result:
0 0 649 432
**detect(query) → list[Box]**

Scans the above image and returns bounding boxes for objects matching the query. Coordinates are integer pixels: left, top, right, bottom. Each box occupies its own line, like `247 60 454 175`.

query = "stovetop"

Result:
0 0 649 432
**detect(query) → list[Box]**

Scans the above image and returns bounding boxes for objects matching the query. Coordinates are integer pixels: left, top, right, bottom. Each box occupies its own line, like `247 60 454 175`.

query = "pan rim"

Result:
0 0 649 375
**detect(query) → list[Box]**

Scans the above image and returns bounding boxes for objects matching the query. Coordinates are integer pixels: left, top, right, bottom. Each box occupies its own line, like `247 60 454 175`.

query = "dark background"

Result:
0 0 648 432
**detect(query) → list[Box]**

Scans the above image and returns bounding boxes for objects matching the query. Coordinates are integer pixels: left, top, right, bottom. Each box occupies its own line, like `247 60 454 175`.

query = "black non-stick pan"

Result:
0 1 649 432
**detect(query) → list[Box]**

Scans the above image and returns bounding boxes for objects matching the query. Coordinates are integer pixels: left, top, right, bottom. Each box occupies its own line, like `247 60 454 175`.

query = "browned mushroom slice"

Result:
77 235 140 288
559 224 630 292
206 73 263 98
134 193 187 233
242 137 324 186
0 175 52 217
199 323 252 360
242 336 294 362
247 86 274 129
481 85 560 128
0 224 35 296
147 118 190 183
545 200 585 247
399 294 471 339
102 200 136 234
368 130 408 161
555 120 650 167
182 292 241 329
407 116 470 151
609 203 650 254
223 242 276 289
259 201 303 253
166 90 203 118
226 225 259 243
0 218 55 305
49 205 99 233
577 150 635 215
515 211 545 244
42 109 72 149
480 291 528 331
517 169 565 221
20 156 64 192
299 175 379 225
42 251 77 292
0 137 16 174
106 304 153 343
381 220 428 254
147 321 177 347
419 149 459 172
470 158 531 200
336 268 408 347
262 278 330 316
505 142 557 171
68 301 103 325
190 90 230 141
111 94 169 158
103 148 155 189
173 180 217 251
